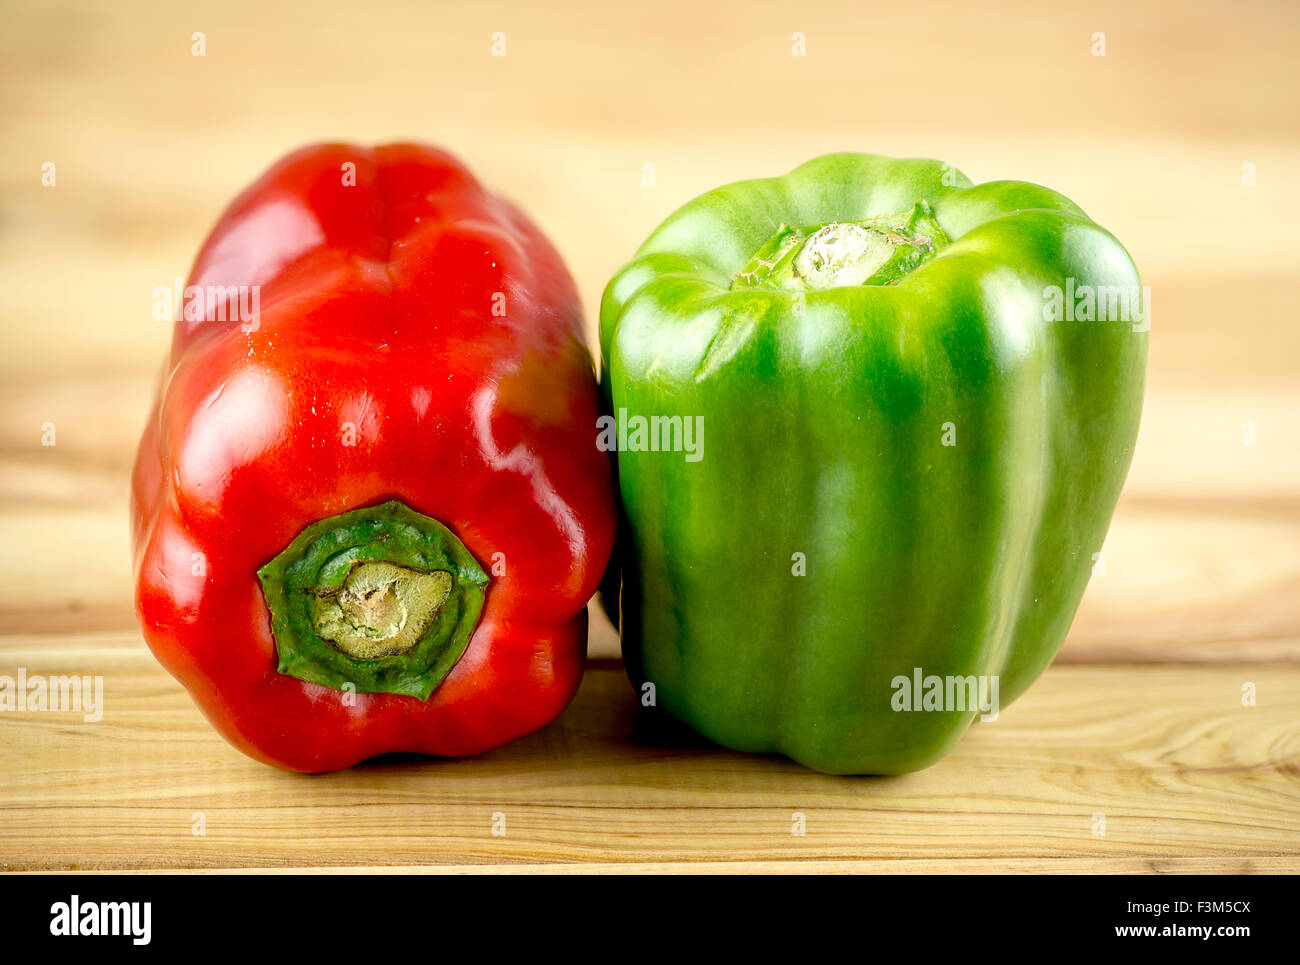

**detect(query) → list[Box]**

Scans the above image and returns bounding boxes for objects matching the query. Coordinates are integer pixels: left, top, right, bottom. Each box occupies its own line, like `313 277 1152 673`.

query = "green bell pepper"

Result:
599 152 1148 775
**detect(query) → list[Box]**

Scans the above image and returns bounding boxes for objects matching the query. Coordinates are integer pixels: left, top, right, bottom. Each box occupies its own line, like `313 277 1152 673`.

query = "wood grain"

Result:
0 0 1297 872
1 643 1297 872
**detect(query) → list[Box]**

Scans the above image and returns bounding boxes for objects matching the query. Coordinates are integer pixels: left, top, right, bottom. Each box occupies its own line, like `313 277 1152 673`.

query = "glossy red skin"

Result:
132 143 614 771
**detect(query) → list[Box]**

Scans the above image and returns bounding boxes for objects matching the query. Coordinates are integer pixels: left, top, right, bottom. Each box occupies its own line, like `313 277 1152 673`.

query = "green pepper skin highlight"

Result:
599 153 1148 775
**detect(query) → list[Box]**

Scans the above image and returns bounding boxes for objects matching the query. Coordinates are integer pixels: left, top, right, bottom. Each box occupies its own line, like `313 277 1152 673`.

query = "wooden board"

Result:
1 0 1297 872
2 643 1297 872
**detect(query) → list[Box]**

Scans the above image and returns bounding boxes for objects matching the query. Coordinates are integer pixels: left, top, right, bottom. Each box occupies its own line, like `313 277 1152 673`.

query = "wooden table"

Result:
1 0 1297 872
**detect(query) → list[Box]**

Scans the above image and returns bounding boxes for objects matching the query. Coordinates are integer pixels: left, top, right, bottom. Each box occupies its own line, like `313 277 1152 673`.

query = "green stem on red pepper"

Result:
257 500 489 700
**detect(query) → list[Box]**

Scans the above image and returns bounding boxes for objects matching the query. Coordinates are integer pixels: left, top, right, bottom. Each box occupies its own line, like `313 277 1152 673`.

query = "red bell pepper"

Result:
131 143 614 771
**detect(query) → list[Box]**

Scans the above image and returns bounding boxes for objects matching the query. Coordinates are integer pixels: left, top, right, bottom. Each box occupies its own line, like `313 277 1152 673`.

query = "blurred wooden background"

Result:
0 0 1297 872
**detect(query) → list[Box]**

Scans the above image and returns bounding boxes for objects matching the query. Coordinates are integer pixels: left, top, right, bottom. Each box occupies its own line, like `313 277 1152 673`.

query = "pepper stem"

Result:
312 562 453 659
733 200 949 291
258 500 489 700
